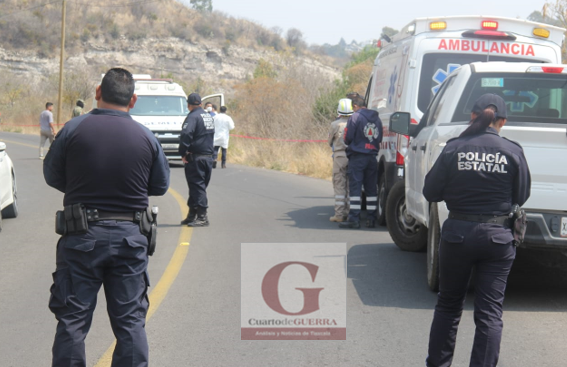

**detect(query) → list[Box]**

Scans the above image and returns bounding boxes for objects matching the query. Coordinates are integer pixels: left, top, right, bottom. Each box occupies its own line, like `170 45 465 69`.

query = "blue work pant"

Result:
426 220 516 367
184 155 213 212
347 153 378 222
50 220 150 367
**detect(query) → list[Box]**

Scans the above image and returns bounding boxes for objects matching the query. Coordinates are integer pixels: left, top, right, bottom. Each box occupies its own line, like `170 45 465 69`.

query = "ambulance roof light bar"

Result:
481 21 498 30
429 21 447 31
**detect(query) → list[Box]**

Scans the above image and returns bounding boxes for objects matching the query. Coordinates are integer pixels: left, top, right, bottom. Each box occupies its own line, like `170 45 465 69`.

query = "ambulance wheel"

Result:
427 203 441 292
386 181 427 252
376 175 387 226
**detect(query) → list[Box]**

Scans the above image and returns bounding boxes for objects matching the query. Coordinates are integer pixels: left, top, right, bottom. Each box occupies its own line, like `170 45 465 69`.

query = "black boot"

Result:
187 208 209 227
180 208 196 225
221 162 226 169
212 161 217 169
187 215 209 227
339 220 360 229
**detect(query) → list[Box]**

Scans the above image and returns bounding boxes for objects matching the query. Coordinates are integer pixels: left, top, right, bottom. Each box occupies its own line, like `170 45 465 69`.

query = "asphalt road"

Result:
0 131 566 367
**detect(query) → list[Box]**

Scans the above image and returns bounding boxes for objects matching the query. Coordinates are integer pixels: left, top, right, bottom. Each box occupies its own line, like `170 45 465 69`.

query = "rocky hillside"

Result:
0 0 339 92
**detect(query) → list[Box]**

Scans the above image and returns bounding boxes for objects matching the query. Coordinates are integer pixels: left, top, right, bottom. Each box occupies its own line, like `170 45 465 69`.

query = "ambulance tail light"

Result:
533 28 550 38
462 30 516 41
481 21 498 30
429 21 447 31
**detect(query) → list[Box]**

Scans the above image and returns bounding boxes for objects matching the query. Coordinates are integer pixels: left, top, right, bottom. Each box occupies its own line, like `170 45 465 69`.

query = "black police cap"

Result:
472 94 507 119
187 93 202 105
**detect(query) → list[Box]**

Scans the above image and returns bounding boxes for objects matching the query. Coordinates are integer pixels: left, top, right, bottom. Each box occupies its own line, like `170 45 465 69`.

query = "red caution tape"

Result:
230 134 326 143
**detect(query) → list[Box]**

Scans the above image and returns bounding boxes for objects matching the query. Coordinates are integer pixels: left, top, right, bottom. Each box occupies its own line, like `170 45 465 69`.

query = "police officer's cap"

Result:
187 93 202 105
472 94 507 119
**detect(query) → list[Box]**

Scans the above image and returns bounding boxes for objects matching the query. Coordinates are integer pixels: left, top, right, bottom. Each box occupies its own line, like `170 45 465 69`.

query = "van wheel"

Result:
376 175 387 226
427 203 441 292
386 181 427 252
2 172 18 218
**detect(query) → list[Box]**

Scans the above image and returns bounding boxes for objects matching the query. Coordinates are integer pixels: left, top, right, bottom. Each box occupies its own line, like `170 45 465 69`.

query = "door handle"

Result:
411 145 417 151
420 144 427 152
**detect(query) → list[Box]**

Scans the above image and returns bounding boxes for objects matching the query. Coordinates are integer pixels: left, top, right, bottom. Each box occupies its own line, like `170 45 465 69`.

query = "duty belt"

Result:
448 212 510 226
86 209 143 223
192 154 212 158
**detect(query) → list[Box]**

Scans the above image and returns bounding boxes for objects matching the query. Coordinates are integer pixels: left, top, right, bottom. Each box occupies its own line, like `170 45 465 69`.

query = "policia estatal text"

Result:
43 68 170 367
424 94 530 367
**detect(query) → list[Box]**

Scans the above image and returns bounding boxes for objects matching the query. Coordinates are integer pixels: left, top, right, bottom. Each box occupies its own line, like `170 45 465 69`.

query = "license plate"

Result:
161 144 179 150
562 217 567 237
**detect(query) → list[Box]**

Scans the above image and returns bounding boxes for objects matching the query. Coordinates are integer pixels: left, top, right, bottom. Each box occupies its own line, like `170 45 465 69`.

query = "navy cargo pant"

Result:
184 155 213 214
426 220 516 367
50 220 150 367
347 153 378 222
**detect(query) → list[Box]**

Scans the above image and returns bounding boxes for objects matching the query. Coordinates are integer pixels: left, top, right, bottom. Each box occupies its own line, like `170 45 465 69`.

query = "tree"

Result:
286 28 305 48
190 0 212 12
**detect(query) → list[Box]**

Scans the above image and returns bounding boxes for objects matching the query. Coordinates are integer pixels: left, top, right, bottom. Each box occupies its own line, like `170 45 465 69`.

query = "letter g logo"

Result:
261 262 324 316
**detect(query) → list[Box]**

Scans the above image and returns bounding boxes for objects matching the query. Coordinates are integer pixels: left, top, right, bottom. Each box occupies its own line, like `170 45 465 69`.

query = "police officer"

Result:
424 94 531 367
43 68 170 367
328 98 352 222
179 92 215 227
339 96 383 229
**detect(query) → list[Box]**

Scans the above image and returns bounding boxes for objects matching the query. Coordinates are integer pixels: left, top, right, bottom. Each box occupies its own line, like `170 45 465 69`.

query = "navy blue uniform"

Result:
424 127 530 367
44 109 170 367
343 108 383 223
178 107 215 213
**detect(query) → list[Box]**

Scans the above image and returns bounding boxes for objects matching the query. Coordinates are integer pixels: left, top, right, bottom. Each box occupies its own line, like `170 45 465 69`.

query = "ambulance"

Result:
365 16 565 225
128 75 223 160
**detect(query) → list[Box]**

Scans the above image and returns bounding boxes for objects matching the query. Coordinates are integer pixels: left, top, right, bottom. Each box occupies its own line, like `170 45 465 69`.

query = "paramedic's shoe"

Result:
329 216 345 222
339 221 360 229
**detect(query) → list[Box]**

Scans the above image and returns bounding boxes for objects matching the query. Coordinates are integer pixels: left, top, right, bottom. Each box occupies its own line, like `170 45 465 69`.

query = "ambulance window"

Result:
365 77 372 108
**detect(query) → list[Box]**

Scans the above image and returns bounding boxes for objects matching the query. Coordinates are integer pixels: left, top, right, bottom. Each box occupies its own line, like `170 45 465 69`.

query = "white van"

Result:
128 75 224 160
364 16 565 224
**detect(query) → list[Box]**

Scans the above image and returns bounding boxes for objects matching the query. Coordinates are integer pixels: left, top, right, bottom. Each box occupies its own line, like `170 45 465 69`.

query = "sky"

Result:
183 0 548 45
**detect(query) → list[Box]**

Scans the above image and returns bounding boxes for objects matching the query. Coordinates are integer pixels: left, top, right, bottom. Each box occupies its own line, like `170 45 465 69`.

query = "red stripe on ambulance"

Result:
438 39 535 56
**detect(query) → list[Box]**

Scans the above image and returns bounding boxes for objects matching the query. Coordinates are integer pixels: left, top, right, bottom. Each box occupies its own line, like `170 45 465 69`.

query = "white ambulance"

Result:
365 16 565 224
129 75 223 160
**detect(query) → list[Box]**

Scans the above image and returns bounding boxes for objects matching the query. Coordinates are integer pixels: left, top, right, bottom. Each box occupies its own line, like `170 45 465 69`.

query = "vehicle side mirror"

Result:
0 142 6 152
389 112 411 135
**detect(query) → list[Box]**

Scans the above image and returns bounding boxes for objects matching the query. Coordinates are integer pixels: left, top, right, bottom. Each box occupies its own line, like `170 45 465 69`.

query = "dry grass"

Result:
228 137 332 180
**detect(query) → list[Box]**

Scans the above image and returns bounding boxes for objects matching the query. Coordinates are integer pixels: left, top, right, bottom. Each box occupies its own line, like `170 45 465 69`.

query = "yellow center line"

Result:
94 188 192 366
4 135 192 365
1 138 38 149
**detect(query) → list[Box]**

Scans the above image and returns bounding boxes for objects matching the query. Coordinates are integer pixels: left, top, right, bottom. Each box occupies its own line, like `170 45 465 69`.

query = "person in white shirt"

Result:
212 106 235 168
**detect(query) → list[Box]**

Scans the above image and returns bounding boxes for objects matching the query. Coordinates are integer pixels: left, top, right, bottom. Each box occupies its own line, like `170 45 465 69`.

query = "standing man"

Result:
179 93 215 227
328 98 352 222
213 106 235 169
339 96 383 229
72 99 85 118
39 102 56 159
43 68 170 367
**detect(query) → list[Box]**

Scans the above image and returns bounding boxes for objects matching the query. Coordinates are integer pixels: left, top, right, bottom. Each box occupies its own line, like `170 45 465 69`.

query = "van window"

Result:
427 75 457 127
418 53 542 113
452 73 567 124
130 96 189 116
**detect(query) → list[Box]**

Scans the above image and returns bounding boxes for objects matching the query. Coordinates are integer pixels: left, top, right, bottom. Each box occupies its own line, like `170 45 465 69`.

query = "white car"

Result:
388 62 567 290
0 141 18 232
